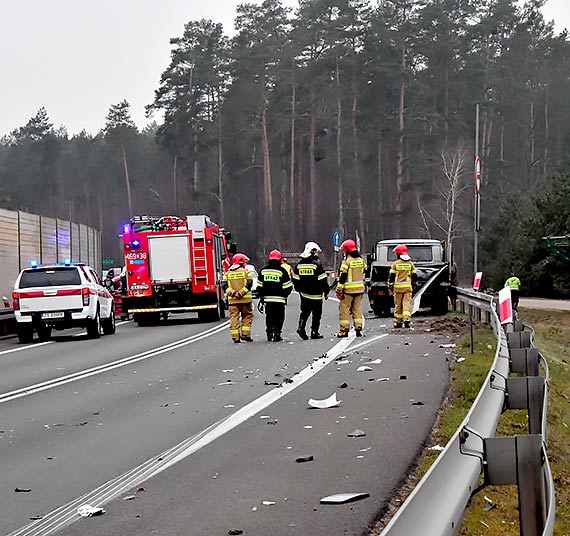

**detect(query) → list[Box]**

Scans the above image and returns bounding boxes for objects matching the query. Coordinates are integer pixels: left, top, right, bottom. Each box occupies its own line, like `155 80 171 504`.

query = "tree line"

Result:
1 0 570 295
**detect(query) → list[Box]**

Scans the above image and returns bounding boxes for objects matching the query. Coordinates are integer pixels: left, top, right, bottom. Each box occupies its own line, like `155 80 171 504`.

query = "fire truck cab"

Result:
121 215 234 326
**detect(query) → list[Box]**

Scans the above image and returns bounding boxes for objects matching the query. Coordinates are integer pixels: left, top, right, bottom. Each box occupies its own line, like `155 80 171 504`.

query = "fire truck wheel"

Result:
17 326 34 344
102 306 116 335
86 309 102 339
37 325 52 342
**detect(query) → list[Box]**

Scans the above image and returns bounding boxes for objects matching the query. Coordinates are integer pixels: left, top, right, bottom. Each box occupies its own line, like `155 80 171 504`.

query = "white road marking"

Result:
0 320 132 357
10 330 371 536
0 321 229 405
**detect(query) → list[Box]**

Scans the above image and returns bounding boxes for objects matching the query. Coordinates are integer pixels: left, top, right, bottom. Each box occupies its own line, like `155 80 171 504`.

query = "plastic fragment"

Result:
320 492 370 504
308 393 340 409
399 375 408 380
339 382 348 388
456 357 466 363
428 445 445 451
368 359 383 364
376 377 390 382
348 429 366 437
77 504 105 517
439 343 456 348
228 529 243 535
262 500 275 505
264 380 279 386
357 366 373 372
14 487 32 493
295 455 314 463
122 495 137 501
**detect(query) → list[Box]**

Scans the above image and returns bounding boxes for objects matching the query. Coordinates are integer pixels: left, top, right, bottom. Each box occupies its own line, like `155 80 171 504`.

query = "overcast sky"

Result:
1 0 568 138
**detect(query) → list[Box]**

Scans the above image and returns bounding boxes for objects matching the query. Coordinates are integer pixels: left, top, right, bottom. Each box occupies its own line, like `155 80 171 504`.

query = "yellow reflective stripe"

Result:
293 274 300 280
283 281 293 288
395 313 404 318
340 320 350 327
230 329 240 335
264 296 286 303
227 272 245 280
241 326 251 333
300 293 323 300
397 263 412 270
318 273 328 280
393 282 411 287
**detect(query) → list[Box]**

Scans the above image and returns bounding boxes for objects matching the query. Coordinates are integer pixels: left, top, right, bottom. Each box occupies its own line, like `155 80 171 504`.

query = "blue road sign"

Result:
333 231 341 247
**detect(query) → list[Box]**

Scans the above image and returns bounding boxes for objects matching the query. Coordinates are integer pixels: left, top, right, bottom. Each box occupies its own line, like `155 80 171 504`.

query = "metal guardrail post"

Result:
509 348 540 376
505 377 545 434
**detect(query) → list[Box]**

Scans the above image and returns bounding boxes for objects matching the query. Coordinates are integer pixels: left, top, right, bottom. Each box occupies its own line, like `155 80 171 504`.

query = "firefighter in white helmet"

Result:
222 253 254 343
336 239 366 337
293 242 329 340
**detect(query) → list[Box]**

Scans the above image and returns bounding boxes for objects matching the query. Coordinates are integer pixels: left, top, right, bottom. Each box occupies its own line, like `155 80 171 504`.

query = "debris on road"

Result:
399 375 408 380
14 487 31 493
295 455 314 463
222 369 234 373
357 366 373 372
483 495 497 512
228 529 243 535
439 343 456 348
122 495 137 501
77 504 105 517
308 393 340 409
336 359 351 365
368 358 383 364
411 400 425 406
29 515 43 520
266 419 278 425
348 429 366 438
320 492 370 504
264 380 279 386
339 382 348 388
262 500 276 506
456 357 466 363
217 380 235 386
428 445 445 451
376 377 390 382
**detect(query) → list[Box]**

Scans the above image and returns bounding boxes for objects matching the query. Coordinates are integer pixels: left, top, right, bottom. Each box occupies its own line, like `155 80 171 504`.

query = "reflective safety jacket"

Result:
504 276 521 291
388 259 417 293
222 267 253 304
282 262 294 280
293 255 329 300
337 255 367 295
257 261 293 304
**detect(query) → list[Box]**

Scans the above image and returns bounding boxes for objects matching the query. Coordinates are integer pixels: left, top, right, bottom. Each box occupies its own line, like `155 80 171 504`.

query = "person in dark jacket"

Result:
293 241 330 340
257 249 293 342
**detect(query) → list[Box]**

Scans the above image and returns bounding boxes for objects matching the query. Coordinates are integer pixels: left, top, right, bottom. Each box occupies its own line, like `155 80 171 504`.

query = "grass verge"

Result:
372 309 570 535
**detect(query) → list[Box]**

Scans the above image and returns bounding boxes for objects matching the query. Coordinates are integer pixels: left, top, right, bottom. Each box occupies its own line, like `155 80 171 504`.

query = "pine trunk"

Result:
122 144 133 217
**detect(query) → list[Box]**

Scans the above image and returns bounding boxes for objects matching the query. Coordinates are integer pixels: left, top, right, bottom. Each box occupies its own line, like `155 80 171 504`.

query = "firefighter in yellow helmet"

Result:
388 244 417 328
222 253 254 343
336 239 366 337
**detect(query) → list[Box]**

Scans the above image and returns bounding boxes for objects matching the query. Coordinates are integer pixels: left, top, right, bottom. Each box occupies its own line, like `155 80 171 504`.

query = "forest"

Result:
1 0 570 296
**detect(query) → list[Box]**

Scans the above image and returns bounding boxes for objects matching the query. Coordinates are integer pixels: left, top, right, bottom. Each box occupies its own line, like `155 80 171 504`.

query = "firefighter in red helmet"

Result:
222 253 254 342
388 244 417 328
336 239 366 337
257 249 292 341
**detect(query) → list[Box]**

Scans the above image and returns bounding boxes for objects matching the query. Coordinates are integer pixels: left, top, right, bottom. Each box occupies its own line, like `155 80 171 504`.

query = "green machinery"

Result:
543 234 570 261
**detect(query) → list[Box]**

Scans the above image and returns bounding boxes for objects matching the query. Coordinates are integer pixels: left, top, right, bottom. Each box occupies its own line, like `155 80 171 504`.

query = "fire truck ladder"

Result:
192 232 209 284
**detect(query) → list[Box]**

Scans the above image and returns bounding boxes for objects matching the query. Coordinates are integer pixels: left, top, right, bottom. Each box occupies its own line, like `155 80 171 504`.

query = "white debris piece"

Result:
308 393 341 409
77 505 105 517
320 492 370 504
439 343 456 348
357 366 373 372
368 359 383 364
428 444 445 451
456 357 466 363
262 501 276 506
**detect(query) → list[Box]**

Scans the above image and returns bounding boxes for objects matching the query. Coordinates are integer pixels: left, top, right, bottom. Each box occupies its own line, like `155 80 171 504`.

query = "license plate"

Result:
41 312 64 319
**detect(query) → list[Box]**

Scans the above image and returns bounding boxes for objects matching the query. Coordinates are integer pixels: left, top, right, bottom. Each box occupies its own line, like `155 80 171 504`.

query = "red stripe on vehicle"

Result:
19 289 82 298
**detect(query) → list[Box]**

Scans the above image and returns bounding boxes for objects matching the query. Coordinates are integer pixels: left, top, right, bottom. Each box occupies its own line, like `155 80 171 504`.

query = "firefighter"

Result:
257 249 293 342
222 253 254 343
293 241 329 340
336 239 366 337
388 244 417 328
281 257 294 281
504 272 521 310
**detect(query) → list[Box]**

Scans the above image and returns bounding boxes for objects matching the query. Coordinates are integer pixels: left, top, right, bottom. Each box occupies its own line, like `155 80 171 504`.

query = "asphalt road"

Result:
519 297 570 310
0 295 452 536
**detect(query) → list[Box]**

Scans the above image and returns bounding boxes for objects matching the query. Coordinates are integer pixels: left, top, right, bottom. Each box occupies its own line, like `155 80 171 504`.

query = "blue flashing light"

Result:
30 260 39 269
123 224 130 235
64 258 72 266
131 239 141 249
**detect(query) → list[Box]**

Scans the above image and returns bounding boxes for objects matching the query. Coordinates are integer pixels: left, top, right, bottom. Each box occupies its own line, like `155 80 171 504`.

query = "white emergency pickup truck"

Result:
12 262 116 343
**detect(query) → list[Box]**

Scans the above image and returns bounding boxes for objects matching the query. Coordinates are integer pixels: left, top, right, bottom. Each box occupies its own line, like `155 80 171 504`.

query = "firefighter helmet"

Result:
394 244 408 256
300 241 322 258
341 239 358 254
268 249 282 261
231 253 248 266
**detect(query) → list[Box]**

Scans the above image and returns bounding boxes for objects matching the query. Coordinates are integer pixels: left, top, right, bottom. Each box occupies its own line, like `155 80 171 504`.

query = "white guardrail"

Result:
381 287 555 536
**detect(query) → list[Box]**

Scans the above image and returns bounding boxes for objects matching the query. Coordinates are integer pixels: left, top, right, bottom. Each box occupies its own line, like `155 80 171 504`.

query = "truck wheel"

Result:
38 325 52 342
86 309 101 339
102 306 116 335
17 326 34 344
431 297 449 316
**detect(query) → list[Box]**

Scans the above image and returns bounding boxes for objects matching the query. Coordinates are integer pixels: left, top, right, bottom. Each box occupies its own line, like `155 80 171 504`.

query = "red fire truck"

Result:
121 215 235 326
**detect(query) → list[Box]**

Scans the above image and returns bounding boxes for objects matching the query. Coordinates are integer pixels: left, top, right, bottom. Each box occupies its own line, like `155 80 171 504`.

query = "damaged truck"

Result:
367 239 451 317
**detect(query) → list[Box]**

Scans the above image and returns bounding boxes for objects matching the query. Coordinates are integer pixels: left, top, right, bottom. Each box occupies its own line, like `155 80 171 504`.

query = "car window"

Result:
387 246 434 262
19 267 81 288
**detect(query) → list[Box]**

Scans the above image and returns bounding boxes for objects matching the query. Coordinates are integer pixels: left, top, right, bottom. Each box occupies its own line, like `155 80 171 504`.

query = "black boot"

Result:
273 332 283 342
355 328 363 337
310 331 323 339
296 318 309 340
266 330 274 342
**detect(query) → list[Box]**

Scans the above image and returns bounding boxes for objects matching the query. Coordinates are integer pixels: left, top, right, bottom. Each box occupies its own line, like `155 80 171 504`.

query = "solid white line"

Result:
9 331 359 536
0 321 229 405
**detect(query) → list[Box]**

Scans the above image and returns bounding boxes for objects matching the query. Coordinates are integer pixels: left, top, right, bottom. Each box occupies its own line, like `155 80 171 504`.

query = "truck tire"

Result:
86 309 102 339
102 306 116 335
17 326 34 344
431 296 449 316
37 325 52 342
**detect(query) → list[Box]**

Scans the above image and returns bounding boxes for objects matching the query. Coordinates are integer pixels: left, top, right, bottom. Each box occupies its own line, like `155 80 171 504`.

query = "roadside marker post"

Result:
499 287 513 325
